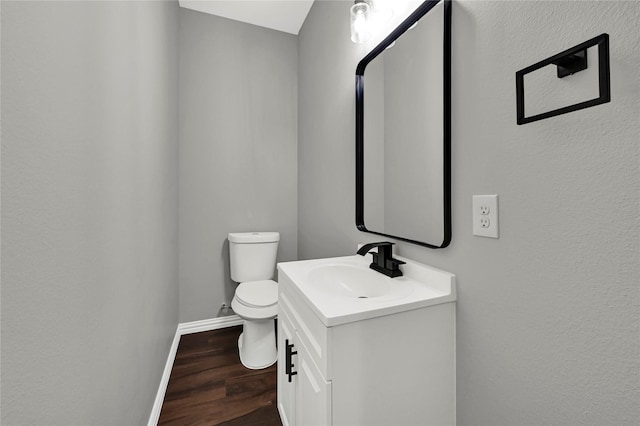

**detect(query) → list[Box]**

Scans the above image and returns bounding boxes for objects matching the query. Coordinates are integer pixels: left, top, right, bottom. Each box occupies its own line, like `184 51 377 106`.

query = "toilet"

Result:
228 231 280 369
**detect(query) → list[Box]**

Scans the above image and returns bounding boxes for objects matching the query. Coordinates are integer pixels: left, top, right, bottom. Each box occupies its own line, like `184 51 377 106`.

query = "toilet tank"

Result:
228 232 280 283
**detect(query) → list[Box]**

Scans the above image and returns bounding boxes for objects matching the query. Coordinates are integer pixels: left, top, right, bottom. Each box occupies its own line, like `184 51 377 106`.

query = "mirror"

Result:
356 0 451 248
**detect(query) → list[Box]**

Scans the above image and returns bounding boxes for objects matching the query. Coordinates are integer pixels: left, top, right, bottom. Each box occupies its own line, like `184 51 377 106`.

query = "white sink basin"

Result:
308 264 398 299
277 254 456 326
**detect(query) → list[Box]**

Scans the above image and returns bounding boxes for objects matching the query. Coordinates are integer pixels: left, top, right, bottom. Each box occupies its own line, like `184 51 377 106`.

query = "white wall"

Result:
298 1 639 424
1 1 179 424
179 9 298 322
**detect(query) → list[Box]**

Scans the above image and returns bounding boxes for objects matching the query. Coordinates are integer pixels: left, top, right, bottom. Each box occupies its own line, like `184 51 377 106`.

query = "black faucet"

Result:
357 242 406 278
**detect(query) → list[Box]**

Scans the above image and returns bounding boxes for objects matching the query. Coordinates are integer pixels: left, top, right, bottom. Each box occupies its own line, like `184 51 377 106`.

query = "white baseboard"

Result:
178 314 243 335
147 315 243 426
147 328 181 426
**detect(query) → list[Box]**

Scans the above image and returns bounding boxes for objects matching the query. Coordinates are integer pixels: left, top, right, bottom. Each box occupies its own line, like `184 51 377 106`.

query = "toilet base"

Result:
237 318 277 370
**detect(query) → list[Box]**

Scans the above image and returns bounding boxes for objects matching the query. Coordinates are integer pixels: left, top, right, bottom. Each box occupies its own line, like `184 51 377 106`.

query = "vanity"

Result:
276 254 456 426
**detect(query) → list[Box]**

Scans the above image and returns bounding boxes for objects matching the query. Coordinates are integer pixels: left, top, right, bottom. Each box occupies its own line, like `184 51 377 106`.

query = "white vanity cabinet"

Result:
276 258 456 426
277 305 331 426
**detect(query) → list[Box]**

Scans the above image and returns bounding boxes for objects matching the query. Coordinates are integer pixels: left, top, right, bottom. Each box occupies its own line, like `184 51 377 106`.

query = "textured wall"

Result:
298 0 365 260
1 1 179 424
298 1 639 424
179 9 298 323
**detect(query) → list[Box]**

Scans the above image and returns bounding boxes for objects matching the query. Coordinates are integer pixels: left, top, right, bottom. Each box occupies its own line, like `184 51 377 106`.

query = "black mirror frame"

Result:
355 0 452 249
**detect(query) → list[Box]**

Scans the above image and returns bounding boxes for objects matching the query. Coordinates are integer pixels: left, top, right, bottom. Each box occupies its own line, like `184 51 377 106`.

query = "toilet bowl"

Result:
231 280 278 369
228 232 280 369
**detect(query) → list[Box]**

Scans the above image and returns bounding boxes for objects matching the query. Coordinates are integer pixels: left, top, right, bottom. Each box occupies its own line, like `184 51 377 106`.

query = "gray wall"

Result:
298 0 365 259
179 9 298 323
1 1 179 424
299 1 639 424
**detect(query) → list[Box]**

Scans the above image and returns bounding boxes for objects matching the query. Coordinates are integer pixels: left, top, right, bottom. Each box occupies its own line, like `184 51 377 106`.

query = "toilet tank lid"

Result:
228 232 280 243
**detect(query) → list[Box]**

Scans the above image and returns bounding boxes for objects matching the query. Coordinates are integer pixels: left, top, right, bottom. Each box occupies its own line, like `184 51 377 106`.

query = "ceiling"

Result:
179 0 316 35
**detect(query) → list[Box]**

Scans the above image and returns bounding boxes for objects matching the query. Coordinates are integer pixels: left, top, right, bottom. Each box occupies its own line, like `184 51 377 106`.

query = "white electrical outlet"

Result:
473 195 499 238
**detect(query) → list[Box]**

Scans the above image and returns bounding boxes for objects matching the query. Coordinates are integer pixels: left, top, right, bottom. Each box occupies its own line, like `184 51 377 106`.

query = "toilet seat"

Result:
235 280 278 308
232 280 278 320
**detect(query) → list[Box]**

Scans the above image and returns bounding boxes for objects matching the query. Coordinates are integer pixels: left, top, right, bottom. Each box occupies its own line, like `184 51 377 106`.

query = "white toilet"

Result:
228 231 280 369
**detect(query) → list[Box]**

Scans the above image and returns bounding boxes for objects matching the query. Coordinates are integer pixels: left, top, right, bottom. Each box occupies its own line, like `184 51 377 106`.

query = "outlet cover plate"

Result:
473 195 499 238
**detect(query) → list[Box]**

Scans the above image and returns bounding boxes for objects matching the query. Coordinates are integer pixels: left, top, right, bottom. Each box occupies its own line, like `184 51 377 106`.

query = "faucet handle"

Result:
388 258 406 267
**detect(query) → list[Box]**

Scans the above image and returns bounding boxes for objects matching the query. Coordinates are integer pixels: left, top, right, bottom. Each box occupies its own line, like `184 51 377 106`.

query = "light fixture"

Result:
350 0 395 44
350 0 371 44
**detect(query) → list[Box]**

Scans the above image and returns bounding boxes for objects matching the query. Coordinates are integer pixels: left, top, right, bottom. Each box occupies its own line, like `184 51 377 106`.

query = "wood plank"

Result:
158 326 282 426
218 404 282 426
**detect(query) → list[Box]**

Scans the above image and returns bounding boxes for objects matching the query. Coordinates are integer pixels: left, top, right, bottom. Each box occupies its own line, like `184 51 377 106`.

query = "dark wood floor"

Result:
158 326 282 426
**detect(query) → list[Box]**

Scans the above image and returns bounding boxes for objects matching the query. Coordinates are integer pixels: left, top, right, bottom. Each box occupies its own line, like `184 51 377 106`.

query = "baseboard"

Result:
178 314 243 335
147 327 181 426
147 315 243 426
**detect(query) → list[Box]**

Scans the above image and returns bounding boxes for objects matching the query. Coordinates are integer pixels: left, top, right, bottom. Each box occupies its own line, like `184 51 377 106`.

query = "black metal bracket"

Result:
285 339 297 383
516 33 610 125
552 49 588 78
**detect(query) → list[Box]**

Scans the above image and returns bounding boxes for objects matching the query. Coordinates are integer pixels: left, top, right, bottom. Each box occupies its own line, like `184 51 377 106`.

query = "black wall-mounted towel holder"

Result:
516 33 610 125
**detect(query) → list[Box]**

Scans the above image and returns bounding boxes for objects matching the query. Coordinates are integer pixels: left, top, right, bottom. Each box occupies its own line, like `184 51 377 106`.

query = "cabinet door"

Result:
277 310 296 426
296 335 332 426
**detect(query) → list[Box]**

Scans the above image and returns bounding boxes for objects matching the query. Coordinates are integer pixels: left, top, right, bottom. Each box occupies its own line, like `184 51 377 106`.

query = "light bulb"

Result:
350 2 371 44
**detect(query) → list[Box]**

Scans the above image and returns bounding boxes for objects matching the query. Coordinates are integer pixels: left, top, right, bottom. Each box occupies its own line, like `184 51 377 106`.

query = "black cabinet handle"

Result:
285 339 298 383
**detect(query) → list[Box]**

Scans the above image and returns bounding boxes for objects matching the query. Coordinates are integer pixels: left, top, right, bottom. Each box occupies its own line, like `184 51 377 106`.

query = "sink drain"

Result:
358 296 368 299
